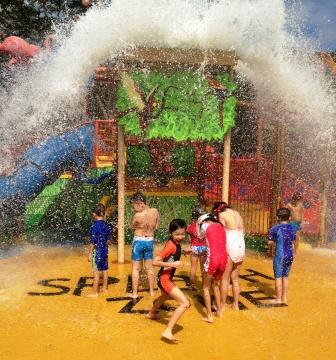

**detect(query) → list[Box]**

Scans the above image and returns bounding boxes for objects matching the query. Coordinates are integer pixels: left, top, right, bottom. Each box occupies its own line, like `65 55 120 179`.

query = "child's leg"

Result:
162 287 190 341
212 280 222 317
230 261 243 310
146 291 170 319
202 274 214 323
188 254 198 286
199 255 206 281
144 259 155 296
87 271 100 297
281 277 289 304
129 260 142 298
102 270 108 293
220 258 233 311
274 277 282 303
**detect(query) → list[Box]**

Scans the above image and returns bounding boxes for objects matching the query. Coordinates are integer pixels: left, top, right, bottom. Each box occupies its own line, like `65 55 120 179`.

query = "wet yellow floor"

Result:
1 244 335 360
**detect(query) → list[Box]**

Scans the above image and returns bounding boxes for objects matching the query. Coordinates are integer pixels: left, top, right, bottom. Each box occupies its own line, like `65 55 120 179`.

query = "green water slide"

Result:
24 178 71 229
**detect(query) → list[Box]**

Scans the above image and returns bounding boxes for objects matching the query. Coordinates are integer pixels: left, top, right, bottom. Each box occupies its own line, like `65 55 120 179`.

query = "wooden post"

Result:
117 125 126 263
269 120 285 226
256 116 265 159
222 129 231 203
319 170 330 247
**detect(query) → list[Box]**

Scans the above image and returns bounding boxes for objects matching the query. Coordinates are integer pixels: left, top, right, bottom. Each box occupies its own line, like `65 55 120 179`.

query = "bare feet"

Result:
231 303 240 311
281 298 288 305
161 330 179 342
201 315 214 323
145 310 158 320
215 310 223 318
87 293 98 298
127 292 139 299
269 299 282 304
149 290 155 297
102 289 108 295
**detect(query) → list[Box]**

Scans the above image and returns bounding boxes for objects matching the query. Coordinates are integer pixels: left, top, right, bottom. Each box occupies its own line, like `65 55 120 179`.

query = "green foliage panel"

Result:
116 71 237 141
171 145 195 177
127 145 151 177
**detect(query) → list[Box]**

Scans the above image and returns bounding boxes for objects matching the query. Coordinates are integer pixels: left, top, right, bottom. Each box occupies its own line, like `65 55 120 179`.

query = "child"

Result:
212 201 245 311
197 213 227 322
268 207 296 304
87 204 111 297
129 191 160 298
186 208 207 290
146 219 190 342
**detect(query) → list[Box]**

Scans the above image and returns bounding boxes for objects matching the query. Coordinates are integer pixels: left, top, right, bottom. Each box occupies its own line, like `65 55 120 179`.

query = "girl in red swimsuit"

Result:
146 219 190 342
197 213 227 322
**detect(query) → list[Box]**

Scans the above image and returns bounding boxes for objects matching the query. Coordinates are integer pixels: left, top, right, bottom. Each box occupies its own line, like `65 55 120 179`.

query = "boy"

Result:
268 208 296 304
87 204 111 297
129 192 160 298
146 219 190 342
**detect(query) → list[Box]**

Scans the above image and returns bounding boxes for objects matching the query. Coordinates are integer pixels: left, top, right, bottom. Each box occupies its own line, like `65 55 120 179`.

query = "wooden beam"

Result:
117 47 237 70
117 125 126 263
319 168 330 247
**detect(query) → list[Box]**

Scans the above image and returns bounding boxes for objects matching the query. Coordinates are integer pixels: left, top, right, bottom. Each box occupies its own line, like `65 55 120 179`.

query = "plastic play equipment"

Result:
0 124 108 217
0 36 40 65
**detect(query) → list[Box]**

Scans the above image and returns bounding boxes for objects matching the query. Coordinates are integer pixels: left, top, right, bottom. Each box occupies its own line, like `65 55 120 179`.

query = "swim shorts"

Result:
92 248 108 272
204 255 226 281
191 245 207 256
226 229 245 263
157 275 176 294
273 255 293 278
131 237 154 261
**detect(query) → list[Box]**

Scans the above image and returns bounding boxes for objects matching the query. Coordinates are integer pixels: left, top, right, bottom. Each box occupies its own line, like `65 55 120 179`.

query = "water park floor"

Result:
0 243 335 360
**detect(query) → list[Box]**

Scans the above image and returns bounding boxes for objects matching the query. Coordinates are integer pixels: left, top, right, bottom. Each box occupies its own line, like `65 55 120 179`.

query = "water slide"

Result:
0 124 115 221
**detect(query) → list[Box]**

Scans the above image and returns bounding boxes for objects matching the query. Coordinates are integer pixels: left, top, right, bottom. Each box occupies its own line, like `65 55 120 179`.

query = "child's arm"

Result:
131 213 139 230
155 209 160 230
267 241 274 257
153 256 183 269
267 227 276 257
88 243 94 262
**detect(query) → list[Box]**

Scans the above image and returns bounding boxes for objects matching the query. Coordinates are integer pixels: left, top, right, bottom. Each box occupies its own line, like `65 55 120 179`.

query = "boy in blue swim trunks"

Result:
128 192 160 299
87 204 111 297
268 208 296 304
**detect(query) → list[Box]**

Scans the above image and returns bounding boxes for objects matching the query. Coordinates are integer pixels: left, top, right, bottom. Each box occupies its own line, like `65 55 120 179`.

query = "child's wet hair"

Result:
276 207 290 221
292 191 302 201
191 207 205 220
130 191 146 204
169 219 187 233
93 203 105 217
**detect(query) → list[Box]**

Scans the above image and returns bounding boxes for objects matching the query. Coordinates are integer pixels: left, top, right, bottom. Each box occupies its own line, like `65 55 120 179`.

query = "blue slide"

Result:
0 124 114 218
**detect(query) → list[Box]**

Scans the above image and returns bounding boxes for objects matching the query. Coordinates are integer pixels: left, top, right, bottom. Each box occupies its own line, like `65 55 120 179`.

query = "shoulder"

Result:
187 222 196 232
159 240 176 257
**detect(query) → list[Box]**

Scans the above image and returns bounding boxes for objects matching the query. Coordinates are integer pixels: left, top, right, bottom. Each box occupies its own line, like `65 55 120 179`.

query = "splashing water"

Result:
0 0 335 175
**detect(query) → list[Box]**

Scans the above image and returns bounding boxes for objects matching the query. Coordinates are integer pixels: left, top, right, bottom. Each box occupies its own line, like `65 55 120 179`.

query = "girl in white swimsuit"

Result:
212 202 245 311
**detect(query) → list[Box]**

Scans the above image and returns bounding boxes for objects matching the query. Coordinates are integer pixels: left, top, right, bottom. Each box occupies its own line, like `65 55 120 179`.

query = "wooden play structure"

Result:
86 47 332 261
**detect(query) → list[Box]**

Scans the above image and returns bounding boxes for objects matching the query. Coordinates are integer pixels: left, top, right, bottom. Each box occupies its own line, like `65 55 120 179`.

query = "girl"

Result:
186 208 207 290
212 202 245 311
197 213 227 322
146 219 190 342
